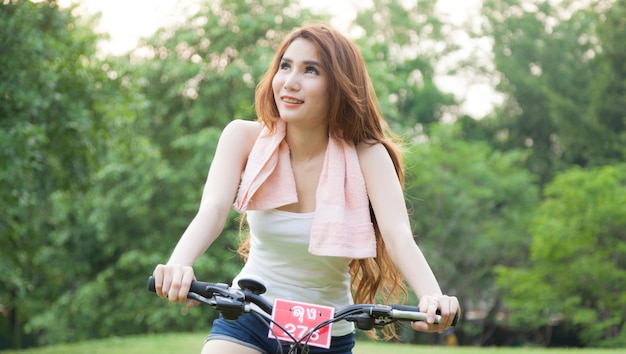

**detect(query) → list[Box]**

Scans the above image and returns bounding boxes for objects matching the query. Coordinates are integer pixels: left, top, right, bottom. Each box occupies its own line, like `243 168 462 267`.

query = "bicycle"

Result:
148 275 459 354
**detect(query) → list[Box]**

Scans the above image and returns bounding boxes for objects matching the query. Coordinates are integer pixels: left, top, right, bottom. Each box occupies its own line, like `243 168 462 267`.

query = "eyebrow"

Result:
281 57 321 67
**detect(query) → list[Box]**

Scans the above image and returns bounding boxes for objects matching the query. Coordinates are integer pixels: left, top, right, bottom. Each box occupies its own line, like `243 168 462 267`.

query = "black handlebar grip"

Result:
391 304 421 312
451 311 460 326
148 276 156 292
147 276 224 299
148 276 205 295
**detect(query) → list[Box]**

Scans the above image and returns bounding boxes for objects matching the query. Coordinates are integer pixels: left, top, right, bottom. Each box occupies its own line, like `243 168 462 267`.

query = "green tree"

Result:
477 0 623 183
402 123 539 345
24 57 185 344
0 0 113 348
584 0 626 164
352 0 457 131
496 164 626 347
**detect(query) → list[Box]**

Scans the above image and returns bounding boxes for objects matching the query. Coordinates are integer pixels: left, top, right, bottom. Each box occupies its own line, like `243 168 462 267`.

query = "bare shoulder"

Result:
220 119 263 147
221 119 263 141
356 141 398 184
356 141 390 162
215 120 264 162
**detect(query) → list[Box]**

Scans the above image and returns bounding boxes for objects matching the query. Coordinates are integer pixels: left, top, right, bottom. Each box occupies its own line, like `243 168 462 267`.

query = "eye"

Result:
305 66 319 75
279 61 291 71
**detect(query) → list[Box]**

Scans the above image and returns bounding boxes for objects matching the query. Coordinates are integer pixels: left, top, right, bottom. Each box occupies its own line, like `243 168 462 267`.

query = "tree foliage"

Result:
0 0 113 347
352 0 457 130
477 0 624 183
403 124 539 344
585 0 626 164
496 164 626 347
475 1 626 346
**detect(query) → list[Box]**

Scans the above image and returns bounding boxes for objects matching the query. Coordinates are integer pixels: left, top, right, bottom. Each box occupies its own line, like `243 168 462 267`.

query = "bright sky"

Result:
58 0 499 118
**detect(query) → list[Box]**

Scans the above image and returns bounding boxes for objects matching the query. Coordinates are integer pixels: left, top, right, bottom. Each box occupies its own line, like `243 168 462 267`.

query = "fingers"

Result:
438 295 459 329
414 294 460 333
176 269 195 304
153 264 166 298
427 294 440 324
187 299 200 309
152 264 195 304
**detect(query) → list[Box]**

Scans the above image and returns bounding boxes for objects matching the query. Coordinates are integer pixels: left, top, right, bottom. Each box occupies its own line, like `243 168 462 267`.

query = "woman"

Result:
152 24 460 354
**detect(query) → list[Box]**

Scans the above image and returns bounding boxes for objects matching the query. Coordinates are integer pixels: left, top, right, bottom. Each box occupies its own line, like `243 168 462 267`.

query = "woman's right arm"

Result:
152 119 262 303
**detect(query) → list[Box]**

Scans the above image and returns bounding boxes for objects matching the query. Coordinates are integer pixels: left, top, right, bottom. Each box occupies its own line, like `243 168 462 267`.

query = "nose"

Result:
283 71 300 92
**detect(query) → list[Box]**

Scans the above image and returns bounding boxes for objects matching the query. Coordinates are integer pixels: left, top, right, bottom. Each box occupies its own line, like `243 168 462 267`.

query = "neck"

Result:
285 124 329 162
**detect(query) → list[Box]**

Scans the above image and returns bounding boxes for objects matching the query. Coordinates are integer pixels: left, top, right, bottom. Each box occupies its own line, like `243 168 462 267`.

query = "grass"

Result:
2 333 624 354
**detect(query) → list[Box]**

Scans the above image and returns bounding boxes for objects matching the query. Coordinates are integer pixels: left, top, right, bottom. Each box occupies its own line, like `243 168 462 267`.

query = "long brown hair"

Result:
240 24 407 339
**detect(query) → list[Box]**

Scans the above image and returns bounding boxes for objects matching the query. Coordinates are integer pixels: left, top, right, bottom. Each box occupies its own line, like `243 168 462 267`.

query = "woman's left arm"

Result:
358 142 460 332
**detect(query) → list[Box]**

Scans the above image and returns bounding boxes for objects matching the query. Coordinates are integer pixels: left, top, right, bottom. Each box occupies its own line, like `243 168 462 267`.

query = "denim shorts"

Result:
206 313 355 354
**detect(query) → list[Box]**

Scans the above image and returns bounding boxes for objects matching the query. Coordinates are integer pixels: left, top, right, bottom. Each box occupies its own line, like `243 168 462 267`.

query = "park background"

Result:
1 0 624 351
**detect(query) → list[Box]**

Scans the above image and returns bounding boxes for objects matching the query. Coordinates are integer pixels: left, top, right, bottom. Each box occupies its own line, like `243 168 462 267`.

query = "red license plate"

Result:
269 298 334 349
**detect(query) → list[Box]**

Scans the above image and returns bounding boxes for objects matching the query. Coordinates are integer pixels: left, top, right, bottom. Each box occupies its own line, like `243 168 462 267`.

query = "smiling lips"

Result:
281 96 304 104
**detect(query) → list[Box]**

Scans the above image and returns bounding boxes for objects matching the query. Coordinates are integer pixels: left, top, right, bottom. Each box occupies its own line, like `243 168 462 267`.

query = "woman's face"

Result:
272 38 329 128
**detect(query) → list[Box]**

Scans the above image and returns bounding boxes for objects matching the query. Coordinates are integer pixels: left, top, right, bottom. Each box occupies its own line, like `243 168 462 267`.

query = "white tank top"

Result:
233 209 354 336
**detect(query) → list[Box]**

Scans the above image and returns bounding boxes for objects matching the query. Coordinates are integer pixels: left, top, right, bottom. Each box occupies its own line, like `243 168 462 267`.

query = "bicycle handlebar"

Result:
148 276 273 319
147 276 458 327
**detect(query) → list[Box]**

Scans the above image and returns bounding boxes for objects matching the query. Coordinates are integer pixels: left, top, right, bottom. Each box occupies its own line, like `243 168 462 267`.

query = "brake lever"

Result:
214 293 247 321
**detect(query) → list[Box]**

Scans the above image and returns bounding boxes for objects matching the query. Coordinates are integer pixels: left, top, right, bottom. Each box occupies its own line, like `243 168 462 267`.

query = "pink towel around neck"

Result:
233 120 376 259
